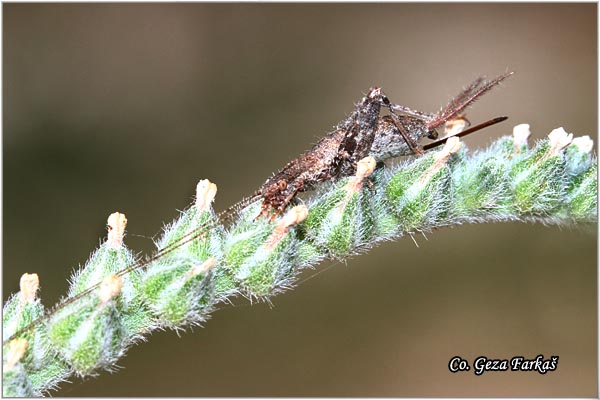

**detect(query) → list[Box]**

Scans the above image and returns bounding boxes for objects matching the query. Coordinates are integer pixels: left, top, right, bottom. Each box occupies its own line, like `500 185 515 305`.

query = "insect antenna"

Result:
427 72 514 130
423 116 508 151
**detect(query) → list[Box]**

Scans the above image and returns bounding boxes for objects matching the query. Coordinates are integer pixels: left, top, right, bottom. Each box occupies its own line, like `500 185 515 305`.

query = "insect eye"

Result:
381 95 390 106
427 130 438 140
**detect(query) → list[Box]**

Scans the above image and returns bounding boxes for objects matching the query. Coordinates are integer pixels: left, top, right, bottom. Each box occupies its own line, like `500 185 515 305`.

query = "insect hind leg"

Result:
380 94 425 156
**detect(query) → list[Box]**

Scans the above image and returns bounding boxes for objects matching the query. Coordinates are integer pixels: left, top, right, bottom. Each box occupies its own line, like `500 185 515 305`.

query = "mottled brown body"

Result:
257 116 428 218
258 129 346 218
257 73 513 219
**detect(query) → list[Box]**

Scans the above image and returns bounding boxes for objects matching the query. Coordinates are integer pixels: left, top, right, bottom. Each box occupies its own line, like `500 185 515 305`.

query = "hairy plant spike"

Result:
511 128 575 216
69 213 152 343
152 179 228 303
235 205 309 297
47 274 127 376
4 274 42 342
305 156 378 257
70 212 135 298
3 273 70 396
141 256 217 328
158 179 223 263
567 164 598 221
386 138 461 232
566 135 594 176
2 125 596 396
563 139 597 221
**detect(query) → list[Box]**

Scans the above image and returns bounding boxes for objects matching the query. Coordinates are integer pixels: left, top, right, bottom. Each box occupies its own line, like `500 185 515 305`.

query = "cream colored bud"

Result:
513 123 531 153
436 136 462 161
99 275 122 303
196 179 218 213
189 257 217 277
292 204 309 224
548 127 573 156
265 205 308 251
5 338 28 371
571 135 594 154
346 156 377 195
355 157 377 180
420 137 461 185
444 115 470 136
19 273 39 304
280 205 309 228
107 212 127 249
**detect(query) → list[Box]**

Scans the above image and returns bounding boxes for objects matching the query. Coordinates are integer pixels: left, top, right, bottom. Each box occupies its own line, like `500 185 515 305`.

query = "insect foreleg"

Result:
385 108 425 156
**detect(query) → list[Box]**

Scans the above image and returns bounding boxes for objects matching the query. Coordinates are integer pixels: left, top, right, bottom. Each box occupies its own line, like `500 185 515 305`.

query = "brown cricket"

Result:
257 72 513 219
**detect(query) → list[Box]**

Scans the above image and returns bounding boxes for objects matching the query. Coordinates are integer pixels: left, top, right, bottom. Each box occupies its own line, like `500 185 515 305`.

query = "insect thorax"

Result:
369 115 430 162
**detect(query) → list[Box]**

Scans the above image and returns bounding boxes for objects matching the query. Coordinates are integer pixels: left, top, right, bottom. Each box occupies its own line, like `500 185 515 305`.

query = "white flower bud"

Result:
19 273 39 304
513 123 531 153
571 135 594 154
548 127 573 156
107 212 127 249
196 179 218 213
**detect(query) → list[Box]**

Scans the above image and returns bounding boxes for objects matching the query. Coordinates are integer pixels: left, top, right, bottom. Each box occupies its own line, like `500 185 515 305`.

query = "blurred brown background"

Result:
3 3 597 397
